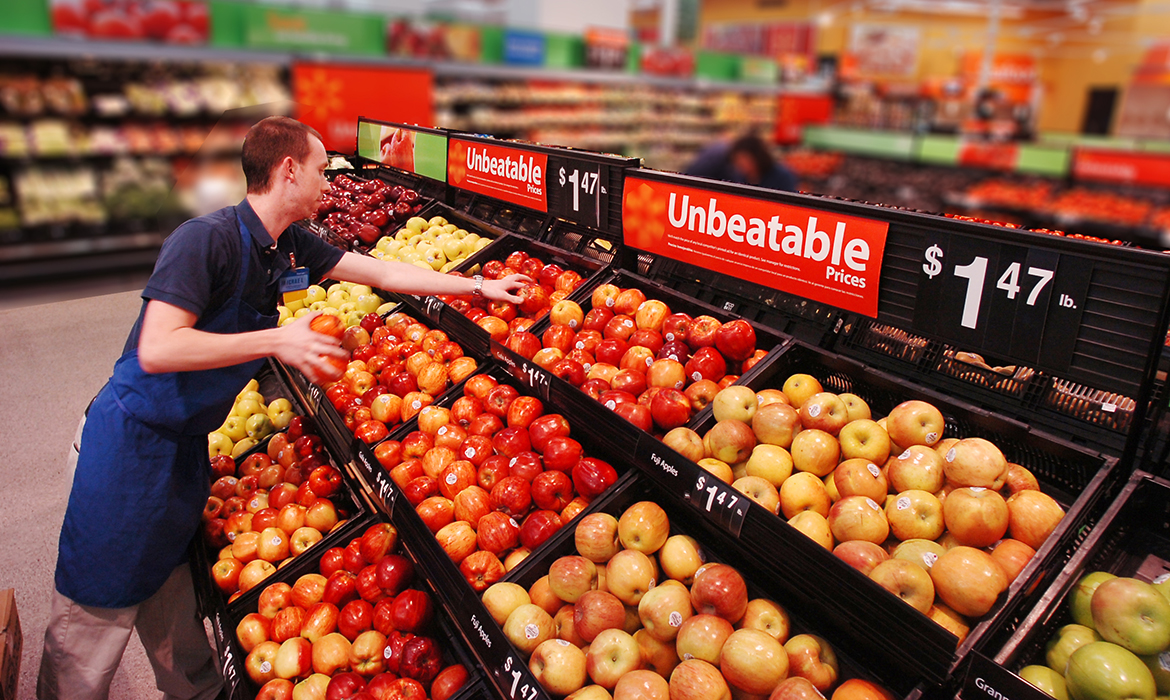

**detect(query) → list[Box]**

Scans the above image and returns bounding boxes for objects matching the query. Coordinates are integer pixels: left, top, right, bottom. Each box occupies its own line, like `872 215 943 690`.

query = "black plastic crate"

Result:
838 317 1138 457
539 218 621 269
345 364 639 700
646 257 843 348
984 471 1170 699
501 471 921 699
692 341 1120 685
209 508 488 700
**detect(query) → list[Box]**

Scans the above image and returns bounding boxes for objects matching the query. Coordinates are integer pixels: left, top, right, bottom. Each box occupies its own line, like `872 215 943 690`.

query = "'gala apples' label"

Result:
623 176 888 317
465 447 476 459
867 463 881 478
448 139 548 211
271 536 282 546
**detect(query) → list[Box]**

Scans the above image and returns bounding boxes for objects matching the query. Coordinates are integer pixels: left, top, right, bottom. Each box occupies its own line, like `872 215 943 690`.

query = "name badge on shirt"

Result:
279 267 310 305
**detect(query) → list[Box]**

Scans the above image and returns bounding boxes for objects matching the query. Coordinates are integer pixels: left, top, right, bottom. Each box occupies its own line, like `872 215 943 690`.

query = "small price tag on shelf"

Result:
547 156 608 231
962 651 1053 700
685 472 747 537
355 446 397 517
500 653 541 700
491 345 551 401
420 295 444 325
211 612 241 696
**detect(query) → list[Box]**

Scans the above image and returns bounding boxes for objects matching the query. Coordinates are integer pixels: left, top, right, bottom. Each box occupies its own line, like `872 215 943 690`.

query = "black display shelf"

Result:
596 339 1117 693
979 470 1170 700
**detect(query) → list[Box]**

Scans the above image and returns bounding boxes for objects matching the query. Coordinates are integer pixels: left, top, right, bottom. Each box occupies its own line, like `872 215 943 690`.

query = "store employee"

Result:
38 116 527 700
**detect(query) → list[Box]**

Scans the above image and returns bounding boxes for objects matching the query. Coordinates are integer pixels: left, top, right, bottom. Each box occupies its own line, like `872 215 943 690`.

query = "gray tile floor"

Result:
0 288 167 699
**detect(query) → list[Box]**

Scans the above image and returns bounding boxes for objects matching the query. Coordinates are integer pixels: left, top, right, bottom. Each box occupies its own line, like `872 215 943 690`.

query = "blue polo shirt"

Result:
123 199 345 353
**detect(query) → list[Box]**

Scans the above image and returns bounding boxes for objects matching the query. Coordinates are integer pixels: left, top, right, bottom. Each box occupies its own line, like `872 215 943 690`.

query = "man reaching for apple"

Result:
38 116 527 700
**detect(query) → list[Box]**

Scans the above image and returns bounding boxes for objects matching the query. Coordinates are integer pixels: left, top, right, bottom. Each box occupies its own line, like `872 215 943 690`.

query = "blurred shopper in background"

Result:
684 133 798 192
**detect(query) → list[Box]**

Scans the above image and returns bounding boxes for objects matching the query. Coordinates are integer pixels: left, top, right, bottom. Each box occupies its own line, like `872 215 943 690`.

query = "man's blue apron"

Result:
56 215 277 608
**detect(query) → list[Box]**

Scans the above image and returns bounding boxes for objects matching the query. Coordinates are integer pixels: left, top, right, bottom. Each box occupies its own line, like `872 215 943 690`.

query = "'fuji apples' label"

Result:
807 403 822 418
867 463 881 478
896 497 911 511
945 448 957 463
525 624 539 640
669 612 683 627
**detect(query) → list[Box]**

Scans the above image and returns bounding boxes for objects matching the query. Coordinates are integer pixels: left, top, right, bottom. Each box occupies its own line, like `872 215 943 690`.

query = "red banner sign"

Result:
1072 148 1170 189
623 177 888 317
959 141 1020 170
448 139 548 211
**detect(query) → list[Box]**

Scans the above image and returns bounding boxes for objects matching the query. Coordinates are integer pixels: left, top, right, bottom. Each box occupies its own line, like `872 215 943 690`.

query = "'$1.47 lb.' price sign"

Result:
911 231 1094 372
547 156 607 230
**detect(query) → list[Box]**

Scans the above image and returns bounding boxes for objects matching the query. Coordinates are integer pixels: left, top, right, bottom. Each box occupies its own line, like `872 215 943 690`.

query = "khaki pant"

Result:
39 414 223 700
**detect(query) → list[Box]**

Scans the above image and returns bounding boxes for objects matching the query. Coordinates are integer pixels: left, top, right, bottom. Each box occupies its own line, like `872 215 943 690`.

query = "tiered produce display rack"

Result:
192 117 1170 700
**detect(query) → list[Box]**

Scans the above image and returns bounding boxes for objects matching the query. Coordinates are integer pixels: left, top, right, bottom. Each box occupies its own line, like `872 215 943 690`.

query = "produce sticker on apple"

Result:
622 177 889 317
448 138 548 212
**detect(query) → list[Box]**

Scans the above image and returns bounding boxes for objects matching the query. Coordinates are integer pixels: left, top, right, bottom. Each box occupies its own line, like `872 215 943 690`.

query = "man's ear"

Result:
282 155 298 183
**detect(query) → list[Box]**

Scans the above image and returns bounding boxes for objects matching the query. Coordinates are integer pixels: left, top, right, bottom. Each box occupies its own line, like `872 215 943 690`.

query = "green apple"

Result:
337 301 357 317
238 390 264 404
1019 665 1069 700
376 236 395 252
453 228 468 239
267 399 294 429
1047 624 1101 673
1092 578 1170 655
275 305 291 325
396 227 414 241
405 216 427 233
344 310 365 328
234 397 264 418
326 290 349 308
350 284 372 297
246 413 274 441
221 415 247 442
304 285 327 304
1066 642 1155 700
1072 572 1118 628
309 300 330 312
208 431 233 458
1142 652 1170 694
354 294 383 315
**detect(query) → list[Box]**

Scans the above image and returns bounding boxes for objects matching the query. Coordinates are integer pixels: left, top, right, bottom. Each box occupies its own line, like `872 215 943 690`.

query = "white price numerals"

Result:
694 474 740 515
558 167 598 213
373 469 395 508
923 247 1055 330
502 656 539 700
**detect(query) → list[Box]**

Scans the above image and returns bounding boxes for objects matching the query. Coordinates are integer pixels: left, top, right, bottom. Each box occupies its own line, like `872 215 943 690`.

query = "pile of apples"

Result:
481 500 897 700
278 281 393 330
237 522 471 700
660 376 1067 638
309 311 479 445
315 175 427 248
1017 572 1170 700
204 417 350 602
500 282 765 436
209 378 292 460
372 373 620 592
440 249 590 342
369 215 492 273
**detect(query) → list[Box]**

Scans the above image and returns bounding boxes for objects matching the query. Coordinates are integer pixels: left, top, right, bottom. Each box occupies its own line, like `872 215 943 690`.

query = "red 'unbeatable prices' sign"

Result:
447 138 548 211
623 177 889 317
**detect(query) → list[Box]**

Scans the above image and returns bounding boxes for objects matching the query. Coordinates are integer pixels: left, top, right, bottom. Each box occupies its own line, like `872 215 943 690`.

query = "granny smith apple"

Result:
337 301 357 317
1142 651 1170 694
309 300 329 312
1020 665 1069 700
350 284 372 297
1072 572 1118 629
376 236 395 253
293 308 309 320
1092 578 1170 655
1048 624 1102 673
424 247 446 270
396 227 413 242
344 310 365 328
208 431 233 458
1066 642 1155 700
475 237 492 252
234 398 264 418
439 237 463 262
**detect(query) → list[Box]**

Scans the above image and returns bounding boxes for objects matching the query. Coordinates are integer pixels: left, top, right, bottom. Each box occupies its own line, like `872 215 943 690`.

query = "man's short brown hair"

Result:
241 116 324 194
